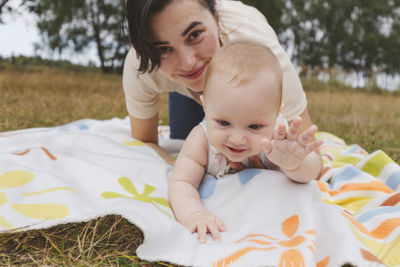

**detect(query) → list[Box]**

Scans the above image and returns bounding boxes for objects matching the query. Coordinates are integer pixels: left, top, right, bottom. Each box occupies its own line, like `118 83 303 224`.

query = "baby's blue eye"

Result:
248 124 261 130
218 120 230 126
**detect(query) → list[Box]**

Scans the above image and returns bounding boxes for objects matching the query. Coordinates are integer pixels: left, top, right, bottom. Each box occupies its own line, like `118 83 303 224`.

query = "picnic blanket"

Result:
0 117 399 266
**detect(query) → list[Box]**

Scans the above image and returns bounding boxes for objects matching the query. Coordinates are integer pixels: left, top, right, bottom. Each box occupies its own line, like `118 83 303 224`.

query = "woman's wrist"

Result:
146 142 175 166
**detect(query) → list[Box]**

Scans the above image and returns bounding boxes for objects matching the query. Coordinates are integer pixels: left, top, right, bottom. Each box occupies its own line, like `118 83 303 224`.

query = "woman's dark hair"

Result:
125 0 217 74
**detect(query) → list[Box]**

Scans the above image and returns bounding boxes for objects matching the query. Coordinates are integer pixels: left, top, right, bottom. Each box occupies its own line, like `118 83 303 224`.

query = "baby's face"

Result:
204 71 280 162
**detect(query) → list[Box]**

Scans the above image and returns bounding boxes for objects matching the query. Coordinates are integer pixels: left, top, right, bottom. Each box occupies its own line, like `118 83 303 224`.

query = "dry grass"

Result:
0 63 169 131
0 215 147 266
305 82 400 163
0 63 399 265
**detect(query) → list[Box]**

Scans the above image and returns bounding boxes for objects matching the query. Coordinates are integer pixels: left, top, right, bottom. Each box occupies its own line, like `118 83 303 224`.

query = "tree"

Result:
0 0 11 21
283 0 400 79
239 0 286 34
29 0 130 72
0 0 33 23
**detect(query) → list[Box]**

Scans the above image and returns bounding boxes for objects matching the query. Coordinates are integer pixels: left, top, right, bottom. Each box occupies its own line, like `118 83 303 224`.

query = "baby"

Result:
168 40 323 243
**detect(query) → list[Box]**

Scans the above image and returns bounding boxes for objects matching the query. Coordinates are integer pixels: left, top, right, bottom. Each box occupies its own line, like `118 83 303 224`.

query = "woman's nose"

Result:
177 46 196 71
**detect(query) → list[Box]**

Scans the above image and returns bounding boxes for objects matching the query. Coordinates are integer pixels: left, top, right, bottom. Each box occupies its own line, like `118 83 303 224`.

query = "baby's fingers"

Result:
287 117 302 141
273 123 287 140
304 139 323 154
208 222 221 242
197 223 208 243
298 125 319 146
216 217 226 232
186 222 197 234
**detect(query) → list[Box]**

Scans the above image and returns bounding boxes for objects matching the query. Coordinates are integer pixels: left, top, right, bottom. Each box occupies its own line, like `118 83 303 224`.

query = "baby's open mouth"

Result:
227 146 246 154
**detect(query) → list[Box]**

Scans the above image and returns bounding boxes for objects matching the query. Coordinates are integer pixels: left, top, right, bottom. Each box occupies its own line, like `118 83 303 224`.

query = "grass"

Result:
304 78 400 163
0 63 399 265
0 216 147 266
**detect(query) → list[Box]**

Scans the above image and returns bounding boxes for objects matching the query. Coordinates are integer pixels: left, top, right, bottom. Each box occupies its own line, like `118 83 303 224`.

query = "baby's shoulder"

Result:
180 125 209 160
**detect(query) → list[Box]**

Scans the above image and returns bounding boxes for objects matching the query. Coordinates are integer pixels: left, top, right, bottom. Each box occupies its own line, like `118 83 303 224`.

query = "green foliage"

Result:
0 0 33 23
238 0 286 34
281 0 400 78
27 0 130 73
0 0 12 23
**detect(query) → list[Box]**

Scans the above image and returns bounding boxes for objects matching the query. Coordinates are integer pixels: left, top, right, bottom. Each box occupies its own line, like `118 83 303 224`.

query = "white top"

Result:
122 0 307 121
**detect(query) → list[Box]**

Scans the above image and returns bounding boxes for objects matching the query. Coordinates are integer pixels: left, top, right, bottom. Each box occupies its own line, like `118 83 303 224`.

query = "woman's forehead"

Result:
150 0 208 39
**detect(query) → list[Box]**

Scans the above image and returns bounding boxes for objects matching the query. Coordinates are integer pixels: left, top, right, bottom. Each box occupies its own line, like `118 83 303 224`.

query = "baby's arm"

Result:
168 125 226 243
262 117 323 182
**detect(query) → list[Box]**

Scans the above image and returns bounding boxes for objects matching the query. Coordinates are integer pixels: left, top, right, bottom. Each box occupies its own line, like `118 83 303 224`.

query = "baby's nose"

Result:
229 131 247 145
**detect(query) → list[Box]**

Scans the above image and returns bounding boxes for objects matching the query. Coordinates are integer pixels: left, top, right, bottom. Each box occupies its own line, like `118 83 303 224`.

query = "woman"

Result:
123 0 313 165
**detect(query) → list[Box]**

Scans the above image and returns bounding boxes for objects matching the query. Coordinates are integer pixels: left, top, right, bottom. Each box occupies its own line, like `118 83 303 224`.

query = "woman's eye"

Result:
188 30 202 41
159 46 172 55
218 120 230 126
248 124 261 130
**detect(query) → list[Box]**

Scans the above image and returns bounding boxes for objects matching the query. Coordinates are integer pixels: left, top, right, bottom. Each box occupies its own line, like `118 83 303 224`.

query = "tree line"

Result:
1 0 400 78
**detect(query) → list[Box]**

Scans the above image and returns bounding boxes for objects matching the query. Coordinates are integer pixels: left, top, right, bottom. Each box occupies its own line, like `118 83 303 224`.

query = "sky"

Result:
0 10 39 57
0 3 99 66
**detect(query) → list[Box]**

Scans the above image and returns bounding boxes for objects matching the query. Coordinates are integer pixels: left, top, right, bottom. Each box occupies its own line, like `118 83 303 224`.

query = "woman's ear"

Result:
216 14 221 34
200 94 206 109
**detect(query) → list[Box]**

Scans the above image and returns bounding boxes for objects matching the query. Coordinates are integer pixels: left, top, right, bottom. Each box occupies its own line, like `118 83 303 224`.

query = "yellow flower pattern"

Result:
102 177 172 217
0 170 70 230
123 139 146 146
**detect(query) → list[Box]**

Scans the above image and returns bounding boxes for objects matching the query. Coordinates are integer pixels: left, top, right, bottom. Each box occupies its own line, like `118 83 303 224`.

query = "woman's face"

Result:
150 0 220 92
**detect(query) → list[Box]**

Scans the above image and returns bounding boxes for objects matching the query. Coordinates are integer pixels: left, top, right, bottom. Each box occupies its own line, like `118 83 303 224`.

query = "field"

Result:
0 63 399 265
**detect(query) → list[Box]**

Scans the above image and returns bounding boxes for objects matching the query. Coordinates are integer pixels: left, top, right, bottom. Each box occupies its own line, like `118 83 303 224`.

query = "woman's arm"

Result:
129 114 175 165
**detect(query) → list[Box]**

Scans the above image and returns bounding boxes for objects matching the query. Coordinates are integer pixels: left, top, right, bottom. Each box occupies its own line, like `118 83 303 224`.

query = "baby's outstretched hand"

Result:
184 211 226 243
261 117 322 171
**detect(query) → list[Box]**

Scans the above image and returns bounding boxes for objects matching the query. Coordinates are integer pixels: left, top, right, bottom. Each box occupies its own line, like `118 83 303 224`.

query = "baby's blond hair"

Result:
204 39 282 112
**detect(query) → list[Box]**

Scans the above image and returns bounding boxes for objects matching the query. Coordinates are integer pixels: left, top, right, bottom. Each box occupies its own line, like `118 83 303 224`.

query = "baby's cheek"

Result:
262 129 274 140
254 135 267 150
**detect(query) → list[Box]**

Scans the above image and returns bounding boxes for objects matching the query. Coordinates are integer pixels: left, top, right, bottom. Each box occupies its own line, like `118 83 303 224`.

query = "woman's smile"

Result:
180 64 206 80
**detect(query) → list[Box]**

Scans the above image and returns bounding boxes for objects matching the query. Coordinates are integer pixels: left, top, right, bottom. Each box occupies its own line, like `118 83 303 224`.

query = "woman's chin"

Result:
184 77 205 93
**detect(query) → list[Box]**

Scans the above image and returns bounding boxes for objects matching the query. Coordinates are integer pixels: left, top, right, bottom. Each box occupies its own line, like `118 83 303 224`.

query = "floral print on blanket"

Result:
213 214 329 267
101 177 172 217
0 170 70 230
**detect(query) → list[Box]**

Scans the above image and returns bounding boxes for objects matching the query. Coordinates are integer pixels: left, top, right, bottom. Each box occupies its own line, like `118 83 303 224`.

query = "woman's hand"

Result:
261 117 322 172
184 211 226 243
